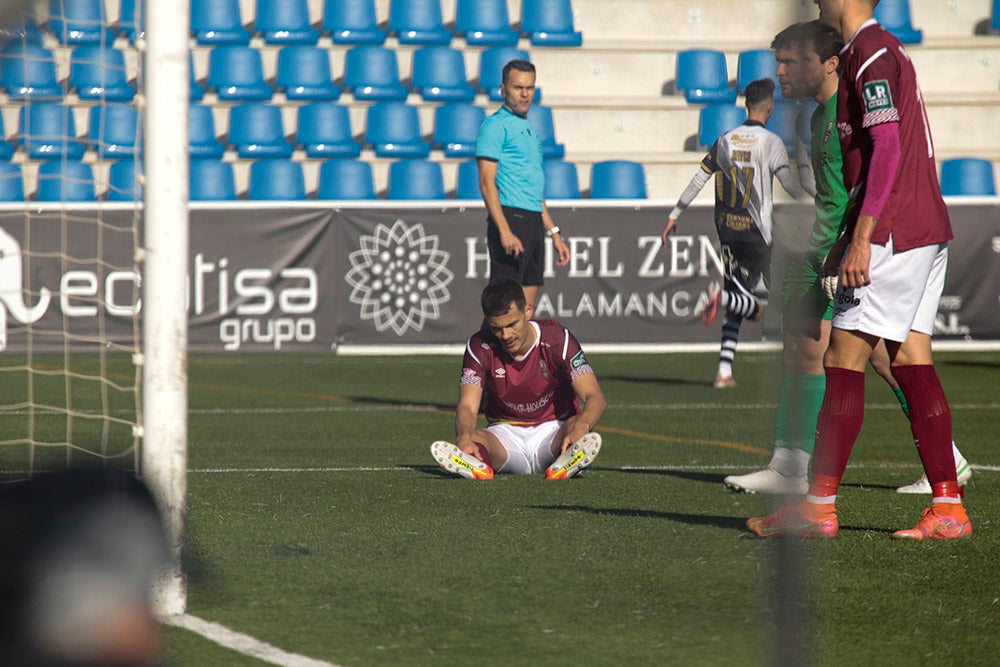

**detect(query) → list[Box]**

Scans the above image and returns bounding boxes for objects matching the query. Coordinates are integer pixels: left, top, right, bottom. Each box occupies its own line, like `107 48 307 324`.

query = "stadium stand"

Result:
0 113 12 160
35 159 95 202
70 45 136 102
191 0 250 45
874 0 923 44
364 102 431 158
543 159 580 199
520 0 583 47
296 102 363 158
387 158 446 200
227 103 294 158
477 46 530 101
343 45 409 101
18 102 86 159
388 0 452 45
432 103 485 158
454 159 480 199
189 51 206 100
411 46 476 102
106 158 142 201
0 163 24 201
87 103 142 158
189 158 237 201
766 101 801 153
736 49 780 95
117 0 143 43
248 158 307 200
254 0 319 45
1 44 63 100
317 158 377 199
589 160 647 199
276 45 341 101
454 0 518 46
323 0 386 45
940 158 997 196
675 49 736 104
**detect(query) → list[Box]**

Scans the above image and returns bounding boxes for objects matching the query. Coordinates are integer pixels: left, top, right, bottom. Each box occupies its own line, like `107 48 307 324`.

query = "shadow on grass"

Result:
601 374 716 389
531 503 748 530
613 467 729 485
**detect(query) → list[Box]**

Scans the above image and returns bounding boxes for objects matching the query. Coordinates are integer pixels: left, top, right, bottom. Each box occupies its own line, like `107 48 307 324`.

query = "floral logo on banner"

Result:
346 219 453 336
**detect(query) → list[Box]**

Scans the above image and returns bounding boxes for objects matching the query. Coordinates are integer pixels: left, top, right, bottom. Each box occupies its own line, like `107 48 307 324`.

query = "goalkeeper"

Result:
723 21 970 495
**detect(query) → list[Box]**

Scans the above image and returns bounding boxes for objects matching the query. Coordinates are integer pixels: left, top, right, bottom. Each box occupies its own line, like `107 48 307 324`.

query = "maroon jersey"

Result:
837 20 952 251
460 318 594 426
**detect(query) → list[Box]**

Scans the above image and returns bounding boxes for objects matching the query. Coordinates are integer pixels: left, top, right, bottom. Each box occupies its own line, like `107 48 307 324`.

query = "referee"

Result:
476 59 570 309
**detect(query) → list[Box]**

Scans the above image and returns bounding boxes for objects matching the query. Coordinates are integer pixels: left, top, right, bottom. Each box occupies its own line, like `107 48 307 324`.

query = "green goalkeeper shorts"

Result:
781 255 834 331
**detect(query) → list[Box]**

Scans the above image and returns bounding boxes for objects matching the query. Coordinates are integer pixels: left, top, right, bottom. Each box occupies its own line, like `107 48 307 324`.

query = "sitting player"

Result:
431 278 606 480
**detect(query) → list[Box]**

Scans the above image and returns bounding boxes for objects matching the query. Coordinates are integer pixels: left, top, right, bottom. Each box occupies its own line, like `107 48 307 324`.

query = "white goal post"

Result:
140 0 189 616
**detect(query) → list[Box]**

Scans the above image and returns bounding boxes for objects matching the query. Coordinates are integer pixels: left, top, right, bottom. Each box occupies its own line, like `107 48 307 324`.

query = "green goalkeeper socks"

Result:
774 373 827 455
892 385 910 418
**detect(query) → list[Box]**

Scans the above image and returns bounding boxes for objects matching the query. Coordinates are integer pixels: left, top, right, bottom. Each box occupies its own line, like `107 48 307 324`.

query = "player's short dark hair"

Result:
745 78 775 109
771 22 805 51
802 20 844 62
502 59 535 85
481 278 527 317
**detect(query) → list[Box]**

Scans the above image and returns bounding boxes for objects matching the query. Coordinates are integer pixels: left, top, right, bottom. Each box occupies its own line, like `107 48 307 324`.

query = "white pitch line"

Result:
188 463 1000 474
163 613 340 667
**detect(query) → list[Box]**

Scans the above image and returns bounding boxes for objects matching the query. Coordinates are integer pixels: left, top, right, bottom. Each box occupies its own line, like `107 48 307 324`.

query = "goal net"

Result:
0 0 188 614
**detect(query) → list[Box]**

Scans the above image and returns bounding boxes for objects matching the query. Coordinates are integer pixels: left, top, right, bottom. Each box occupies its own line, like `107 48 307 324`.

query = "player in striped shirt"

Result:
431 278 606 480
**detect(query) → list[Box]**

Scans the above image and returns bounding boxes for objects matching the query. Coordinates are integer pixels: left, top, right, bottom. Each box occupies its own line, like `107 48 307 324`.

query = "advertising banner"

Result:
0 202 996 353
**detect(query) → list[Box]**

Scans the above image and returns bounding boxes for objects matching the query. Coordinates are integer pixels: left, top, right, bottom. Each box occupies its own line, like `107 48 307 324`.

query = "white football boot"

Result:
724 446 809 494
546 432 602 480
896 451 972 494
430 441 494 480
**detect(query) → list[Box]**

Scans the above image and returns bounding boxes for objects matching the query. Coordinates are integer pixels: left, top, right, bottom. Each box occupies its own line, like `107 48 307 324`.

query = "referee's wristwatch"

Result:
545 225 561 238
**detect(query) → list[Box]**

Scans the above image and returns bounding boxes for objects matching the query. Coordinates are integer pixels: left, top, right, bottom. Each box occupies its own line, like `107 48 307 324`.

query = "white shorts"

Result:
832 238 947 343
487 421 563 474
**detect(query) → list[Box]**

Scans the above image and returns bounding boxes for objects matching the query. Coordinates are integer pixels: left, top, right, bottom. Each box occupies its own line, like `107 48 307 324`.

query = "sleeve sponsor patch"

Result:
570 350 588 370
460 367 483 386
861 79 893 114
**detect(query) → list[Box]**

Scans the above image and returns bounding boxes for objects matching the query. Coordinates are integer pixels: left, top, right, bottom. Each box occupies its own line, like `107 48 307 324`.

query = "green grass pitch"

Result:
5 350 999 665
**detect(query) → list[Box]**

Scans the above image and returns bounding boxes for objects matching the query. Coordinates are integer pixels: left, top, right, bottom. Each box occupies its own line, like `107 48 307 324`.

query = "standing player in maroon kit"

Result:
431 278 606 480
748 0 972 539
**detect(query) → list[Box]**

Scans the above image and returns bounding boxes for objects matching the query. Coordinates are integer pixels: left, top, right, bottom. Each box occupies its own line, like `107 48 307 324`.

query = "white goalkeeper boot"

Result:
896 448 972 494
724 446 809 494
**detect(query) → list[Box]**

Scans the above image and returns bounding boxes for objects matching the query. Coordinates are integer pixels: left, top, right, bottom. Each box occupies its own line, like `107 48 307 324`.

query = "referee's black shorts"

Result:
486 205 545 287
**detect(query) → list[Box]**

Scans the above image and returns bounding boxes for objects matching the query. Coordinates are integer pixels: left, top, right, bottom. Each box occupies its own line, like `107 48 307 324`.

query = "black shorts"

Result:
719 235 771 302
486 205 545 287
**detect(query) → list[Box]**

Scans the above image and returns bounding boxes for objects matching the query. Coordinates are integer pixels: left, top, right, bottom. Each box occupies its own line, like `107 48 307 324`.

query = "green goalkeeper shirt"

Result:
808 92 848 263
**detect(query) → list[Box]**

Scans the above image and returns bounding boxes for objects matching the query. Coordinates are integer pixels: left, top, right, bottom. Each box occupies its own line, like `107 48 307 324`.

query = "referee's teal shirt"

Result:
475 105 545 213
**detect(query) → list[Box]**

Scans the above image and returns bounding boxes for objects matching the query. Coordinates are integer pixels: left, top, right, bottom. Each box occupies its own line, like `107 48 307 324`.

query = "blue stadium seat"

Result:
389 0 451 45
18 103 86 159
454 159 480 199
737 49 779 95
697 103 746 150
48 0 114 45
1 44 64 100
189 159 237 201
1 16 46 52
940 158 997 196
527 104 565 159
107 158 142 201
189 103 225 158
0 163 24 201
296 102 361 158
208 45 273 101
248 158 306 200
478 46 530 102
0 113 12 160
796 98 819 153
365 102 430 157
874 0 922 44
276 45 341 101
317 159 376 199
411 46 475 102
766 101 800 153
70 45 136 102
190 52 206 100
676 49 736 104
589 160 647 199
118 0 143 42
255 0 318 44
87 103 142 158
322 0 385 44
520 0 582 47
343 45 408 101
993 0 1000 31
36 159 95 202
432 103 485 158
191 0 250 45
387 159 445 200
455 0 517 46
544 159 580 199
228 103 293 158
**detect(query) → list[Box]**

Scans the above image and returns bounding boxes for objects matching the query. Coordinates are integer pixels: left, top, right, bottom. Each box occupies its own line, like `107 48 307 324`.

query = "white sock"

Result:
770 447 810 477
